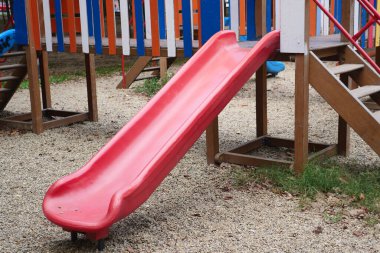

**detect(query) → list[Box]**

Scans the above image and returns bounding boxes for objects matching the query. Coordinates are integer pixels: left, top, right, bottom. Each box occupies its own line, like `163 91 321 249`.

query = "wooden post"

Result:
255 0 266 38
159 57 168 78
337 74 351 156
341 0 354 42
38 50 52 109
25 0 43 134
255 0 268 137
294 1 310 174
256 64 267 137
85 53 98 122
206 118 219 164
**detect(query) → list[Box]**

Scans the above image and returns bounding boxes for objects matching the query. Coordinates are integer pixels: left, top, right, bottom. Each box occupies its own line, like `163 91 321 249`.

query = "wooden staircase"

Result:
309 45 380 155
117 57 176 89
0 50 27 111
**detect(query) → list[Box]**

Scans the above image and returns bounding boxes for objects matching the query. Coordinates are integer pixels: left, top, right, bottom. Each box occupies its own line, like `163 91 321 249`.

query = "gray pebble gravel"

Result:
0 62 379 252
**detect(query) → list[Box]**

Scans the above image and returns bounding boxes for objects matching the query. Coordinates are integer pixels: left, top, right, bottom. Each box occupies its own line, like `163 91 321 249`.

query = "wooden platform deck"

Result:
43 34 347 58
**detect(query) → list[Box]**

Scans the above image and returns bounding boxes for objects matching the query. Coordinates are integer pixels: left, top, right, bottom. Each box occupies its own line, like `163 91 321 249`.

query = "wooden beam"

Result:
38 50 52 109
337 73 351 156
206 117 219 165
341 0 354 42
85 53 98 122
215 152 292 168
25 0 43 134
159 57 168 78
256 64 267 137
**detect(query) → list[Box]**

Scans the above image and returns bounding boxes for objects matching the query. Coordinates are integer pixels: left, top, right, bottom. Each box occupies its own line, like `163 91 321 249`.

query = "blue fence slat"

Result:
158 0 166 39
334 0 342 33
182 0 193 57
14 0 28 45
86 0 94 37
91 0 103 54
54 0 65 52
247 0 256 40
266 0 272 33
134 0 145 56
200 0 221 45
316 6 321 35
361 6 367 48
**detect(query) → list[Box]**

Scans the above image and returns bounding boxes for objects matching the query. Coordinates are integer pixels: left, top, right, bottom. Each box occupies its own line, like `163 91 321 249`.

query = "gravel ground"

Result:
0 62 380 252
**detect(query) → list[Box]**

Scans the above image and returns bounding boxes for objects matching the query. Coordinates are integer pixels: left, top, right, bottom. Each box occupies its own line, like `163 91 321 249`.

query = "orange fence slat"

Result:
150 0 160 56
66 0 77 52
31 0 41 50
310 0 317 36
239 0 246 35
106 0 116 54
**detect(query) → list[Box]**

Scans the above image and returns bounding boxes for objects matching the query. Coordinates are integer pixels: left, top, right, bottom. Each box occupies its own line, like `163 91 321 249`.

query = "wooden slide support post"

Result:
293 1 310 175
255 0 268 137
38 50 52 109
85 53 98 122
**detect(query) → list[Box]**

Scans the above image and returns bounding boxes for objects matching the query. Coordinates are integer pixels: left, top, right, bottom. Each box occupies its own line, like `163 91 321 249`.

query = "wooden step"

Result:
373 111 380 123
142 66 160 72
0 76 21 82
0 51 26 58
329 64 364 75
152 57 160 61
0 88 11 93
351 85 380 98
0 64 27 71
135 75 159 82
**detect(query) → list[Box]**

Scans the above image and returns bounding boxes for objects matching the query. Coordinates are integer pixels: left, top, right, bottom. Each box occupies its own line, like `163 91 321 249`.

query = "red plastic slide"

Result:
43 30 280 241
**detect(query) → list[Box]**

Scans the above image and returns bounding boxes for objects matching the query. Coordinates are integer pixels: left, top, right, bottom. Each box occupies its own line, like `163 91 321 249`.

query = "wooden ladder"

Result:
117 57 176 89
309 45 380 156
0 50 27 111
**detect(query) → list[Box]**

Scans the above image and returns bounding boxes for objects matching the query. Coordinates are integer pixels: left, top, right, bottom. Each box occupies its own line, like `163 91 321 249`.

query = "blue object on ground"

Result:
0 29 16 56
266 61 285 76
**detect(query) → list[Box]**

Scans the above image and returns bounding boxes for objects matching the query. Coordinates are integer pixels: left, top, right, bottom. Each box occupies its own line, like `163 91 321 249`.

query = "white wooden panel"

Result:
230 0 239 38
280 0 306 53
42 0 53 51
165 0 176 57
354 1 359 34
322 0 330 35
144 0 152 39
190 0 194 39
275 0 280 30
79 0 89 53
120 0 130 55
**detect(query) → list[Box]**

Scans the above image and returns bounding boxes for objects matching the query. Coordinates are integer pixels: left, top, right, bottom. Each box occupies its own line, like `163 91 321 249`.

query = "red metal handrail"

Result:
312 0 380 74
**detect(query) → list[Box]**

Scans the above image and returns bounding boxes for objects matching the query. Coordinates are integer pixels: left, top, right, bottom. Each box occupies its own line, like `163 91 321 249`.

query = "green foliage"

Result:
230 161 380 213
134 73 173 97
18 65 122 89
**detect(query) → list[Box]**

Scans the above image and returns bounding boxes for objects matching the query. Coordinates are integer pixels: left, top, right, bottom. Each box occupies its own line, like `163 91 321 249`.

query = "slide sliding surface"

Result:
43 30 280 239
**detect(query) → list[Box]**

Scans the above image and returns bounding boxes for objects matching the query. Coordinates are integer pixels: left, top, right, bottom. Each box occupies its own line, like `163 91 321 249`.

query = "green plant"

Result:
229 160 380 213
134 73 173 97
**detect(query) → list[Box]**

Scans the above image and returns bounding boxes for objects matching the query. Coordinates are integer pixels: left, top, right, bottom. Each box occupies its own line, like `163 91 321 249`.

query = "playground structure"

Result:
0 0 379 250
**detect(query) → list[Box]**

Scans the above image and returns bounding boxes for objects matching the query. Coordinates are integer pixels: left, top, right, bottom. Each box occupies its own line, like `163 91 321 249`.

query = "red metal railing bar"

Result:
312 0 380 74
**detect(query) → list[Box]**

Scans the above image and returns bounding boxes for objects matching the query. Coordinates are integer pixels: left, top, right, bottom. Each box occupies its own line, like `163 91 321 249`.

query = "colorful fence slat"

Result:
106 0 116 54
91 0 103 54
230 0 239 39
42 0 53 51
182 0 193 57
165 0 176 57
66 0 77 53
247 0 256 40
120 0 131 55
158 0 167 39
144 0 152 39
200 0 221 44
30 0 41 50
150 0 160 56
86 0 94 37
54 0 65 52
134 0 145 56
79 0 90 53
